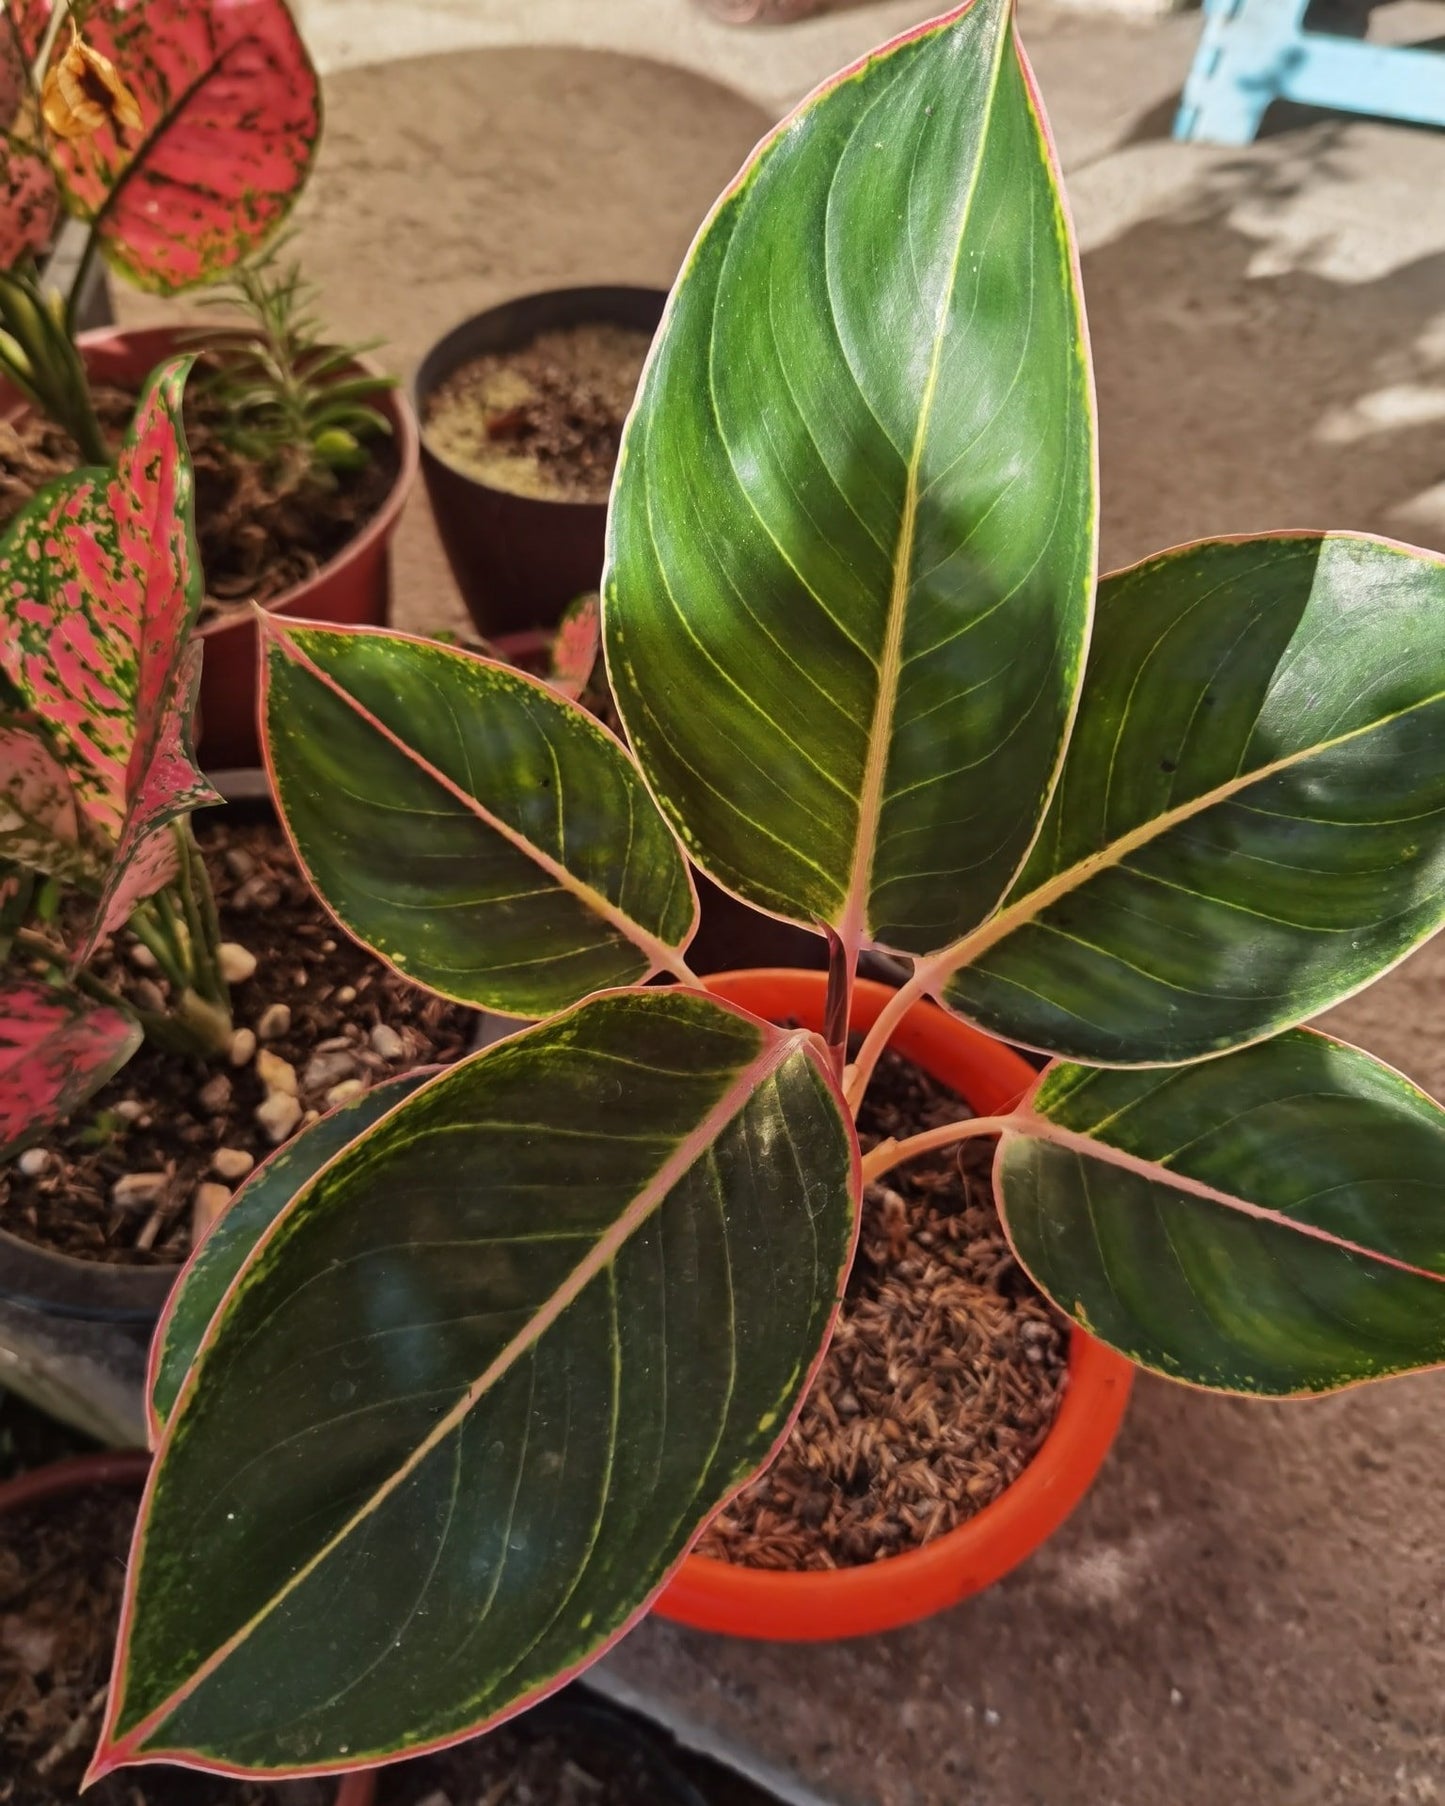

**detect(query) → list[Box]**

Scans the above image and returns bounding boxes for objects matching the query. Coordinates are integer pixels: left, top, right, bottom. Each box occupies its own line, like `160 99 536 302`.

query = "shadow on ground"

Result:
1083 140 1445 568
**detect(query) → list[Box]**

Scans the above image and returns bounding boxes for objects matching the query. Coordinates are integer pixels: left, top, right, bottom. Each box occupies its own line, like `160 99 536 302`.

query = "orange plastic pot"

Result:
0 1452 376 1805
654 969 1134 1641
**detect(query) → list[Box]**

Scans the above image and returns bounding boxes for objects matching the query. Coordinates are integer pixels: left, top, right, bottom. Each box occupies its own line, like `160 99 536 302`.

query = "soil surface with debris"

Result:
0 813 474 1268
424 324 650 502
697 1046 1068 1570
377 1699 704 1806
0 1484 339 1805
0 369 398 617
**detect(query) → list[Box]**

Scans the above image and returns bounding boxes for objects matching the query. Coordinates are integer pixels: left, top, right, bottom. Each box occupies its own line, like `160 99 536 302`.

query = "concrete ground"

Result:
118 3 1445 1801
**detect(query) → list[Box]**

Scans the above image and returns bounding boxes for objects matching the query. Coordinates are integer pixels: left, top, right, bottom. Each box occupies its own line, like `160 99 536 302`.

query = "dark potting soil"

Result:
424 324 651 503
377 1703 700 1806
0 1487 336 1806
0 369 398 617
0 815 474 1269
696 1046 1069 1570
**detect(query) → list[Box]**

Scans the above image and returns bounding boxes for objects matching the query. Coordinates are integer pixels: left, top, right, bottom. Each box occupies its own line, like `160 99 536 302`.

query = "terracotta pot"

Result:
654 969 1134 1640
413 286 666 642
0 1452 376 1806
74 324 418 769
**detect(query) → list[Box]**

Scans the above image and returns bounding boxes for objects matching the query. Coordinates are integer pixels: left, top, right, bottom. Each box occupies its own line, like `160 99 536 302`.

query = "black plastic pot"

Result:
413 285 667 643
0 1230 172 1324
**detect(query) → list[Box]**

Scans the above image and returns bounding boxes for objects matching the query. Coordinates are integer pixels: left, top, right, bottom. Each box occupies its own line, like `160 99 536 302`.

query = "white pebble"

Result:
256 1002 291 1041
255 1092 302 1145
211 1147 254 1182
325 1079 366 1110
112 1172 168 1209
192 1182 231 1239
198 1073 231 1113
218 942 258 985
133 978 166 1014
256 1049 298 1096
228 1027 257 1068
17 1148 50 1177
114 1099 146 1122
129 943 158 971
370 1024 404 1061
334 985 356 1006
302 1049 359 1094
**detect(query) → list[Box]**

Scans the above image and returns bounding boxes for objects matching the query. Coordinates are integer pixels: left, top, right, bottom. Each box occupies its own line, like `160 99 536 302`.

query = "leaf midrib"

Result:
266 623 693 982
926 682 1445 987
102 1028 804 1763
1009 1106 1445 1288
837 6 1012 954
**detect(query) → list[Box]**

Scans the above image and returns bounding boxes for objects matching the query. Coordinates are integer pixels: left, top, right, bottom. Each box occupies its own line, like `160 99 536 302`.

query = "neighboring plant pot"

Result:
0 1453 376 1805
74 324 418 769
413 286 666 642
655 969 1134 1640
694 0 828 18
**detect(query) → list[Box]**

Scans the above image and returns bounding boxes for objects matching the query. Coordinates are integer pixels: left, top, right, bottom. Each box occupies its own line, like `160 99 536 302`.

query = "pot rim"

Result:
655 968 1134 1640
410 283 667 501
0 1449 151 1513
72 323 419 640
0 1224 175 1320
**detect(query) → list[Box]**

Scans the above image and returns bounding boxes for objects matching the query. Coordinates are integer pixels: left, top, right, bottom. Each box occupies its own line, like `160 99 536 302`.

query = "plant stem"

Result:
128 907 191 995
657 946 703 987
859 1114 1017 1187
172 825 226 1008
16 928 127 1016
63 225 102 339
842 957 941 1115
31 0 72 82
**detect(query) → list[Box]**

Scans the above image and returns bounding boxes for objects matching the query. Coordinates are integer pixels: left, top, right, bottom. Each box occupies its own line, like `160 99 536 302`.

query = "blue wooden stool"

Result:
1175 0 1445 145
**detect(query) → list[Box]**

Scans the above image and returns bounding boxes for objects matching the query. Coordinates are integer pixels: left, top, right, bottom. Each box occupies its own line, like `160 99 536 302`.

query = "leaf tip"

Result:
81 1740 127 1791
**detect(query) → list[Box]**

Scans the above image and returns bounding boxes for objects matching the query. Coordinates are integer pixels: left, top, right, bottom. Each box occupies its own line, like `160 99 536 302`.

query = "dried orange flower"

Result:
41 30 143 142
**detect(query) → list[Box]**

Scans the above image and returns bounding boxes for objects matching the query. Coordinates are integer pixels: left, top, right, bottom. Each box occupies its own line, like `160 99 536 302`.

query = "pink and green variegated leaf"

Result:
0 864 35 958
0 358 217 841
0 716 100 884
85 642 208 953
5 3 49 67
0 976 141 1157
549 592 601 702
0 13 58 268
39 0 320 293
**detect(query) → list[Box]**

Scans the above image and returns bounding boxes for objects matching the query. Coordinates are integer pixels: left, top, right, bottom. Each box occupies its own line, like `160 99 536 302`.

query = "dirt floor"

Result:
112 3 1445 1801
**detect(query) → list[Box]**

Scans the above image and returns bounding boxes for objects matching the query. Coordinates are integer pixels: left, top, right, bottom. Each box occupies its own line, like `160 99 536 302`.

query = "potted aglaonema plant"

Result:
0 0 417 769
0 361 470 1406
88 0 1445 1785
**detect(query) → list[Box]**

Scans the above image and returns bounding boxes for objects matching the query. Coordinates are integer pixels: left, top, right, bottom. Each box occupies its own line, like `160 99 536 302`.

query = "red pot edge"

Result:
0 1450 377 1806
71 323 420 639
655 968 1135 1641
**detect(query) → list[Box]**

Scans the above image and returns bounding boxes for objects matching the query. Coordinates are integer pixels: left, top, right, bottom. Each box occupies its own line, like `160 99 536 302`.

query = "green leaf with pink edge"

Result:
0 358 219 943
27 0 321 294
91 989 857 1779
0 14 58 268
0 976 142 1157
